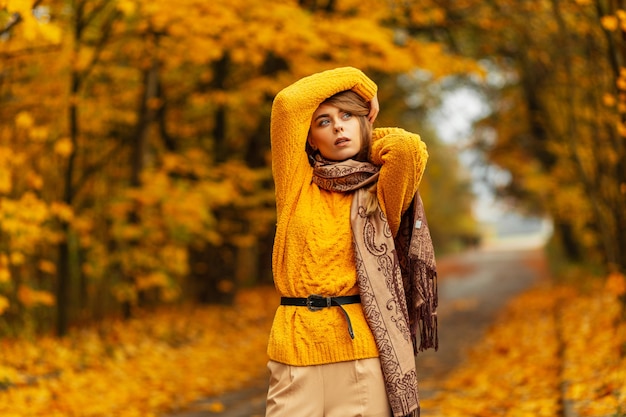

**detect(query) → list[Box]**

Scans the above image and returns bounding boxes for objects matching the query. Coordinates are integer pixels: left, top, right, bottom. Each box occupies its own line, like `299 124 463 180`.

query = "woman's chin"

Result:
322 151 359 162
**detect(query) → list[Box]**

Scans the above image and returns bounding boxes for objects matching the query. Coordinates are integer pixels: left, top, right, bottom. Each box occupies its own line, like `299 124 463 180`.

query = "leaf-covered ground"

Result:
422 273 626 417
0 287 278 417
1 276 625 417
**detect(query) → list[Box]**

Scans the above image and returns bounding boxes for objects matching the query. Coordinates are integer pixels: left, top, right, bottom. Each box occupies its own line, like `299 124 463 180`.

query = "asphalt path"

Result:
167 237 547 417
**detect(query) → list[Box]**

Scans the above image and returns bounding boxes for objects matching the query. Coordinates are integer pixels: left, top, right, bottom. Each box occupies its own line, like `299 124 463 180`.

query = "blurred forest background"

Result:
1 0 625 339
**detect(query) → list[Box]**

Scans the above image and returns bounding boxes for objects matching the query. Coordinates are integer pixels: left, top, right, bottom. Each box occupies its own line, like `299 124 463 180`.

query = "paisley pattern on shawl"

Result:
312 155 437 417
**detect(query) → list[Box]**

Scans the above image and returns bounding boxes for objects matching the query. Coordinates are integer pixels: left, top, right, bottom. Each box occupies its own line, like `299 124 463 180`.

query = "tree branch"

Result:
72 140 125 199
0 0 44 37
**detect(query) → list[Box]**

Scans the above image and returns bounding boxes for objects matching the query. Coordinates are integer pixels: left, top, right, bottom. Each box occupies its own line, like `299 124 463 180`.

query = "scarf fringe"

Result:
412 261 438 354
394 396 420 417
402 192 438 356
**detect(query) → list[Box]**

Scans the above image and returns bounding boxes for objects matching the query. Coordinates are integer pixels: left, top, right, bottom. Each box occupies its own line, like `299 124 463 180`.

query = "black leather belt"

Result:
280 294 361 339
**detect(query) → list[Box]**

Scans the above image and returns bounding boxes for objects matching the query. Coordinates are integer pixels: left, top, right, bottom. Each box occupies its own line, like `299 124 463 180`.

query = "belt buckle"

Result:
307 294 331 312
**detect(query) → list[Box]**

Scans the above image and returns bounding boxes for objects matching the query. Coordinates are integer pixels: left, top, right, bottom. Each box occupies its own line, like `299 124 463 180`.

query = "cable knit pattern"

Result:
268 67 428 366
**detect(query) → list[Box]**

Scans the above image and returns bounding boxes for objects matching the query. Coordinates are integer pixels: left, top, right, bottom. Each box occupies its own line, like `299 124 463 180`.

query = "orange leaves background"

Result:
0 0 482 336
1 1 626 415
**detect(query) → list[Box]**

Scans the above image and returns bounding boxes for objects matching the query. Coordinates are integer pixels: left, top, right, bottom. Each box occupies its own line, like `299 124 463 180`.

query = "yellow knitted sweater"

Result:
268 67 428 366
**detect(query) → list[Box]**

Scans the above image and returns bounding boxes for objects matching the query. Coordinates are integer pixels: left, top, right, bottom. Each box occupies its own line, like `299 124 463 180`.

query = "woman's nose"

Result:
334 120 344 132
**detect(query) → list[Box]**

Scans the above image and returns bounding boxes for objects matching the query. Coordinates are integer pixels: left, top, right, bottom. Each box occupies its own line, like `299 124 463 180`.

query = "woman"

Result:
266 67 437 417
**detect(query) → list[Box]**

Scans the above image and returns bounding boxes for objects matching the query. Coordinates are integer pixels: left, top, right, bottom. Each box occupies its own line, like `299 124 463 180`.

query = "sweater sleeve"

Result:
270 67 378 217
371 127 428 236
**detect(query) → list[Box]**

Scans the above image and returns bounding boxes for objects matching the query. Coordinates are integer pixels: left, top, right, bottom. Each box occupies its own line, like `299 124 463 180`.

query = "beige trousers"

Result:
265 358 392 417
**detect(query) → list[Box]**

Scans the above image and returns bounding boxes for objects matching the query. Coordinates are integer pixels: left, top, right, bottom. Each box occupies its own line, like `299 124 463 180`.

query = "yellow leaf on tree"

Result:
38 260 56 274
54 137 74 157
17 285 55 307
113 283 137 303
601 15 619 31
39 23 62 44
117 0 137 16
50 201 74 222
602 93 616 107
6 0 33 15
29 126 49 142
10 252 25 266
0 296 9 315
0 169 12 194
15 111 34 129
26 171 44 190
21 16 39 41
0 267 9 283
136 272 169 291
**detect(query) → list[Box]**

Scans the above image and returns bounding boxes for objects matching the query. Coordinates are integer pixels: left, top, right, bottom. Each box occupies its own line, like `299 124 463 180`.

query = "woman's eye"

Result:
342 112 352 119
318 119 330 126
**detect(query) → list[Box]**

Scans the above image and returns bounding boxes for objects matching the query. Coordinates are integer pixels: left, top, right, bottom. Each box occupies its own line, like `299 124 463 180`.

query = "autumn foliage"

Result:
2 0 626 415
0 0 481 336
430 0 626 270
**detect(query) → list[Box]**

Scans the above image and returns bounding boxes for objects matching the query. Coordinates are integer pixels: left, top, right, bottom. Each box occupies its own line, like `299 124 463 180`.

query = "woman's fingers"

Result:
368 94 380 123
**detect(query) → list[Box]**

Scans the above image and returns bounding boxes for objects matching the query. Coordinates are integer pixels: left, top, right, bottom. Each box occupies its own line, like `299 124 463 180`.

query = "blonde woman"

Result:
266 67 437 417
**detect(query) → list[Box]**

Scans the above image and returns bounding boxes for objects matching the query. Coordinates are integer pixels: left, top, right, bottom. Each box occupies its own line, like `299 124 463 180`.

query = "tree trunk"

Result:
212 53 230 163
123 35 160 319
555 221 581 262
56 2 84 335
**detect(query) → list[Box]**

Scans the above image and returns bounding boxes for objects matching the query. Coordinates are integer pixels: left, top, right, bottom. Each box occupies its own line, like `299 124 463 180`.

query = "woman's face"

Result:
309 103 362 162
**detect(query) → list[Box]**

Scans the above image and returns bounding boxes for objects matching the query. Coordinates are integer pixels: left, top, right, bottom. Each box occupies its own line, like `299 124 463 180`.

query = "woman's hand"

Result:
368 94 379 124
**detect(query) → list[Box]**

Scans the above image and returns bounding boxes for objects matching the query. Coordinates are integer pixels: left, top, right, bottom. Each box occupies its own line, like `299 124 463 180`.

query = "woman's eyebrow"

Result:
314 113 330 121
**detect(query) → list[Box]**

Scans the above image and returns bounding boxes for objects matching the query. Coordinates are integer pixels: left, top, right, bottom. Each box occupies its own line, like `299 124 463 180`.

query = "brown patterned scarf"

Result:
312 157 438 417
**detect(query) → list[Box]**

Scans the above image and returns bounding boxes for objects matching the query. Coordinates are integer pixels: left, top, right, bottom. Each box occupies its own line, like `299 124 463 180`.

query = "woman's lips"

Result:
335 137 350 146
